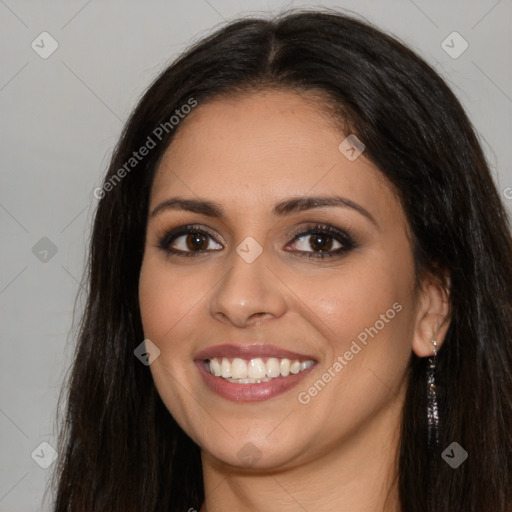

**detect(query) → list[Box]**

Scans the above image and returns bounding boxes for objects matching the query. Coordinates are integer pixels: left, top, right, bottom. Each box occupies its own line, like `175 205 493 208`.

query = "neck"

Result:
199 396 404 512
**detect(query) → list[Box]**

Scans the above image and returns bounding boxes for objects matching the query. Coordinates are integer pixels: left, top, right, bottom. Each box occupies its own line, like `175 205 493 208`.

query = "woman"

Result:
52 9 512 512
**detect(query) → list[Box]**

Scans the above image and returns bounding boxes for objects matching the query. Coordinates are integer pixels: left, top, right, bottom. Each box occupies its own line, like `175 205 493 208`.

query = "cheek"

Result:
138 258 201 394
138 256 205 342
292 253 413 354
138 257 207 437
290 249 416 412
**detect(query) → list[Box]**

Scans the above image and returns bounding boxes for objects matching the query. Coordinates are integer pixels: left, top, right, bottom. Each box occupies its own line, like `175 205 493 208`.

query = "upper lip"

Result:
194 344 317 362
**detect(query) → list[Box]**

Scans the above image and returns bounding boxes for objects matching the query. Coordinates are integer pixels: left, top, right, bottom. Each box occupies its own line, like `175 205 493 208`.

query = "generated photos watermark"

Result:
93 97 198 200
338 133 366 161
134 339 161 366
298 301 403 404
442 442 468 468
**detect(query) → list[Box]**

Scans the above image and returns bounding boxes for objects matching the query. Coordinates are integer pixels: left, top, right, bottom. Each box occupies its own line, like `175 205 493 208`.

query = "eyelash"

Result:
156 223 356 260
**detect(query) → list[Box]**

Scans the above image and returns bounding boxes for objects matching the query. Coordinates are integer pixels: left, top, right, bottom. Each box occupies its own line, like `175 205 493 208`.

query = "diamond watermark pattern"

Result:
236 236 263 263
441 441 468 468
31 32 59 59
31 441 58 469
338 134 365 161
441 32 468 59
236 442 262 467
32 237 58 263
134 339 161 366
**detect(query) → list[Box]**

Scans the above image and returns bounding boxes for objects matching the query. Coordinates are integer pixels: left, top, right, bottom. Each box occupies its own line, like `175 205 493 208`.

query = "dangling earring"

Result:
426 340 439 448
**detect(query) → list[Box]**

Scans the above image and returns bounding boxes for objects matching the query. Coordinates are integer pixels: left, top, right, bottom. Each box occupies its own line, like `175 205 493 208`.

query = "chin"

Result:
197 423 311 471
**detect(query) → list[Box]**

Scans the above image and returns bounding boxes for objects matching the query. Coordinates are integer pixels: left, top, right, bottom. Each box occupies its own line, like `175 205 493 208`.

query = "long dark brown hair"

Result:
51 9 512 511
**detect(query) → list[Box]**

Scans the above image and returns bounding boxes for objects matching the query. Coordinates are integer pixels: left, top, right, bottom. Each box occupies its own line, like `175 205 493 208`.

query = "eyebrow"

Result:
150 195 378 227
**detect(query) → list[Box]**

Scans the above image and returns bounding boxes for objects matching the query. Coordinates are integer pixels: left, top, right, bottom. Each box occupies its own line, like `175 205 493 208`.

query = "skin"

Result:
138 89 451 512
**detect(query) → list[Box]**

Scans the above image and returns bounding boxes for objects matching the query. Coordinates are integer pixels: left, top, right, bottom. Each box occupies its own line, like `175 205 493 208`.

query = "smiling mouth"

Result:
204 357 316 383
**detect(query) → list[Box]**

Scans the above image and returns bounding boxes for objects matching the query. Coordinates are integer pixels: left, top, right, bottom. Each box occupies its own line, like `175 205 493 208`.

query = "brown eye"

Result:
184 232 210 251
158 225 223 256
308 233 336 252
290 232 342 253
285 224 356 259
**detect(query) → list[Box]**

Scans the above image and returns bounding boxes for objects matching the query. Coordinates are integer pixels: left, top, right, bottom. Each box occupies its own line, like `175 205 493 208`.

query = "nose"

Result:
209 248 288 328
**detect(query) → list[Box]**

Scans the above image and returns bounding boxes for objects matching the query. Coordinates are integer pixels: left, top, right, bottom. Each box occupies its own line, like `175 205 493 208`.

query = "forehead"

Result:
150 90 402 227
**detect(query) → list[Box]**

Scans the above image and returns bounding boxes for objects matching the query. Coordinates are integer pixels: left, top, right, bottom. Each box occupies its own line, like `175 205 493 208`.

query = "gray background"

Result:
1 0 511 510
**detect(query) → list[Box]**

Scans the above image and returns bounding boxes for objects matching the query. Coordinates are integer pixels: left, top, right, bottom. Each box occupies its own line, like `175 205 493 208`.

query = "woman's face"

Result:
139 89 425 471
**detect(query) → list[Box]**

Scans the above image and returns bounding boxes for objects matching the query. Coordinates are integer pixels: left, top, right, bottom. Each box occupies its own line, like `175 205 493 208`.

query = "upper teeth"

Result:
207 357 314 381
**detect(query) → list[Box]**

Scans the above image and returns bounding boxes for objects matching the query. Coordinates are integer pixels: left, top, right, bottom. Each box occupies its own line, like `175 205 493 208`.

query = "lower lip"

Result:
195 361 316 402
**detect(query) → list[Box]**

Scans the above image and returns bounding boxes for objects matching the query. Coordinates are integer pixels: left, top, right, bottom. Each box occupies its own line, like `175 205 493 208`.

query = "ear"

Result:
411 271 451 357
